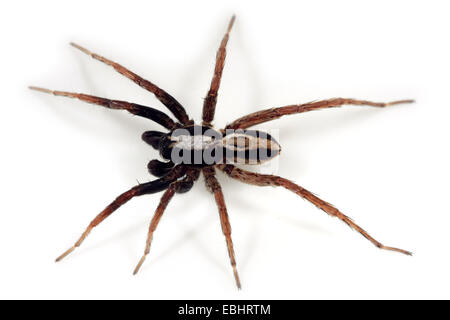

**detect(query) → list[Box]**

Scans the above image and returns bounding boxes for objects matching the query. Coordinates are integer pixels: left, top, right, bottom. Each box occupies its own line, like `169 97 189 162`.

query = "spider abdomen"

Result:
222 130 281 165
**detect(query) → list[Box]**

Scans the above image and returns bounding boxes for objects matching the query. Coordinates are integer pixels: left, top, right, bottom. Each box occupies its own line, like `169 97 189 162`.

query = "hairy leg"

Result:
70 43 191 125
133 168 200 274
202 15 236 125
132 185 176 275
226 98 414 129
56 166 187 262
29 86 177 130
203 166 242 289
218 164 411 255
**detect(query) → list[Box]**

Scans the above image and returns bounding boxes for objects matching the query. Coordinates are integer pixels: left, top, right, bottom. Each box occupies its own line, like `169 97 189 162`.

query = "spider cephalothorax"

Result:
30 15 413 289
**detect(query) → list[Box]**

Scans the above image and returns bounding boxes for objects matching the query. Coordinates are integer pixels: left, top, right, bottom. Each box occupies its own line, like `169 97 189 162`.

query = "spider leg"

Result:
147 159 175 177
203 166 242 289
133 168 200 274
218 164 412 256
70 42 192 125
29 86 178 130
174 167 201 194
55 166 187 262
202 15 235 125
226 98 414 129
132 184 176 275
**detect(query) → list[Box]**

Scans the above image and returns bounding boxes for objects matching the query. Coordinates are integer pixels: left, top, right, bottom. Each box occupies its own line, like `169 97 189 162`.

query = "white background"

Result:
1 0 449 299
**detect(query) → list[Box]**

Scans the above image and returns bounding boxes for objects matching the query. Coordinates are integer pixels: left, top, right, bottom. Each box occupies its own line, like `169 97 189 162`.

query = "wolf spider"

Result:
30 16 413 289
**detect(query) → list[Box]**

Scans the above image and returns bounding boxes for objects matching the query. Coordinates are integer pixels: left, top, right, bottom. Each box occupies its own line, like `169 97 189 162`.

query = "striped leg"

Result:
133 168 200 274
203 166 242 289
226 98 414 129
56 166 186 262
70 42 191 125
219 164 412 256
202 15 235 125
29 86 177 130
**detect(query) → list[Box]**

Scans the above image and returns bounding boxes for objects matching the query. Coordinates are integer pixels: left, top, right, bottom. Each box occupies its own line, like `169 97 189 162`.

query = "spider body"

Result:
155 125 281 167
30 16 413 289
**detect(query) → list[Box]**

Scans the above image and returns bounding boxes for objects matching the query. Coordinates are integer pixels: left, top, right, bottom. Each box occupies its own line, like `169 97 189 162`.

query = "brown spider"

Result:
30 16 413 289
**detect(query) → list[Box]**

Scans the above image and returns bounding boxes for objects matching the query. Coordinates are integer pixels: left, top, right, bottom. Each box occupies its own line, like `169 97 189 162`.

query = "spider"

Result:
30 15 413 289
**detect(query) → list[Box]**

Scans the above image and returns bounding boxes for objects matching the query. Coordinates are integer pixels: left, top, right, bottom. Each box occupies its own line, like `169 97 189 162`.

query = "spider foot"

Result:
70 42 93 56
233 267 242 290
55 246 76 262
385 99 415 106
55 229 90 262
133 255 148 275
379 244 412 256
29 86 53 94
